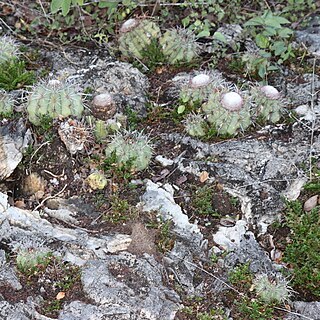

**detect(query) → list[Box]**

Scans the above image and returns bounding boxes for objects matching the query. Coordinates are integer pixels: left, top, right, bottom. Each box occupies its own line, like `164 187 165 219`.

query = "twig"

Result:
32 184 68 212
28 141 50 173
37 0 50 24
309 58 317 181
274 307 315 320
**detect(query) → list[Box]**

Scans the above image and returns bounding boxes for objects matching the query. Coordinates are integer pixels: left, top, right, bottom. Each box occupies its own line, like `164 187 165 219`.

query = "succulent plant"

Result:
0 35 20 64
253 274 292 304
94 119 108 142
179 73 225 105
118 18 161 60
184 113 207 137
251 85 284 123
105 130 153 171
0 90 14 116
160 28 200 64
26 79 84 125
16 248 51 274
203 90 251 136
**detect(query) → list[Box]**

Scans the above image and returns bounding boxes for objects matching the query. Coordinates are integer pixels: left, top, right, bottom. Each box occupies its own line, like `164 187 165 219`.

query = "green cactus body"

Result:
105 130 152 171
0 36 19 64
26 80 84 125
0 90 14 117
251 85 283 124
160 28 200 64
203 91 251 136
119 19 161 60
94 119 108 141
184 113 207 137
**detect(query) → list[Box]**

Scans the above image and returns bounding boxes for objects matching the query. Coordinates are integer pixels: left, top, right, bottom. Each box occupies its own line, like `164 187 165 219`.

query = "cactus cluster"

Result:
180 78 284 137
0 35 20 64
118 18 161 60
0 90 14 117
118 19 200 65
160 28 200 64
26 79 84 125
105 130 153 172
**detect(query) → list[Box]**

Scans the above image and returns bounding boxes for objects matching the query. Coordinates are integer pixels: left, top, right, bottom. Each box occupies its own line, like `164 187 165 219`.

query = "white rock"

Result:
155 155 174 167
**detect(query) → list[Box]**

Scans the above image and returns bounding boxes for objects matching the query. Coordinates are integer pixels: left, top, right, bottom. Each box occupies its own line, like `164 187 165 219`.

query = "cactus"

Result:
184 113 207 137
118 18 161 60
160 28 200 64
253 274 292 304
180 72 225 105
0 36 19 64
251 85 284 123
203 90 251 136
0 90 14 116
94 119 108 142
105 130 153 172
16 248 51 274
26 79 84 126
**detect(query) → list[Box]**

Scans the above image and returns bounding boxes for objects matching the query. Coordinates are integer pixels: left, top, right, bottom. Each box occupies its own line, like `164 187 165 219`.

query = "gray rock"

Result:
296 16 320 56
81 252 180 320
0 119 31 180
286 301 320 320
0 249 22 290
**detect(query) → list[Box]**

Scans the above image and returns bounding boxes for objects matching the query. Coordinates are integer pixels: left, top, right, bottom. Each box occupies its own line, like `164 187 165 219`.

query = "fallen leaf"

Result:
303 195 318 212
199 171 209 183
56 291 65 300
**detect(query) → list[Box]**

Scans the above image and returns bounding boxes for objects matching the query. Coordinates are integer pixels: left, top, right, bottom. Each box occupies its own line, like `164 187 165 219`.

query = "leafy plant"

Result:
243 10 295 79
191 185 220 217
228 262 254 291
0 59 35 91
283 201 320 296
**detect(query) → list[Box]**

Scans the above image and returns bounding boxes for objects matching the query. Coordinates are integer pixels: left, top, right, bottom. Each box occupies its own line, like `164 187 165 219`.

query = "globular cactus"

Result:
92 92 116 121
105 130 153 172
179 72 225 105
253 274 292 304
184 113 207 137
118 18 161 60
251 85 284 124
203 91 251 136
26 79 84 125
94 119 108 142
0 90 14 116
160 28 200 64
0 35 19 64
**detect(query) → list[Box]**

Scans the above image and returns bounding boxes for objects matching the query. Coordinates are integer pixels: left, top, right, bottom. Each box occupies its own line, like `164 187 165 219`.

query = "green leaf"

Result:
255 34 269 49
278 27 293 38
50 0 63 13
98 1 119 8
197 30 210 37
177 105 186 114
244 17 264 27
213 31 227 43
271 41 287 56
61 0 72 16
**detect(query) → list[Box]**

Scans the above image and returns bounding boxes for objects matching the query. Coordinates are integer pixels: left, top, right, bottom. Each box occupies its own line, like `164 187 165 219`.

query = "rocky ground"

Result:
0 1 320 320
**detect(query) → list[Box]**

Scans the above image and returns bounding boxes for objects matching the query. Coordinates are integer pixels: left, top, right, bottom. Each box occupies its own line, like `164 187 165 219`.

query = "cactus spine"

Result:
160 28 200 64
105 130 153 171
0 36 20 64
0 90 14 116
184 113 207 137
26 80 84 125
119 18 161 60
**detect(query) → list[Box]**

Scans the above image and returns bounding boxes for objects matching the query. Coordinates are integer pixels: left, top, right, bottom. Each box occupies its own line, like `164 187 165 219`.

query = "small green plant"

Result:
191 185 220 217
236 298 275 320
26 79 84 126
156 218 175 253
104 195 137 223
105 130 153 172
0 59 35 91
197 308 228 320
283 201 320 296
228 262 254 291
0 35 20 63
184 113 208 137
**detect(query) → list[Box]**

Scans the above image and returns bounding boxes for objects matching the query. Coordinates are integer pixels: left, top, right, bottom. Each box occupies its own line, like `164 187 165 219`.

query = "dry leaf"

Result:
303 195 318 212
56 291 65 300
199 171 209 183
